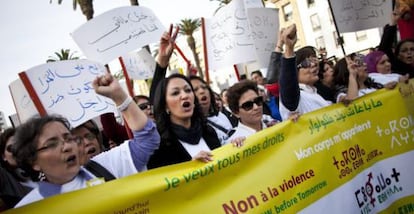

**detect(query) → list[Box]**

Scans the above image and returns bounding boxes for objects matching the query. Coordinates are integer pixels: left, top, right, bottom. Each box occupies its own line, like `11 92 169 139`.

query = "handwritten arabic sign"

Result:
328 0 392 33
9 79 39 124
121 49 156 80
204 0 257 70
71 6 166 64
246 8 279 69
19 59 116 128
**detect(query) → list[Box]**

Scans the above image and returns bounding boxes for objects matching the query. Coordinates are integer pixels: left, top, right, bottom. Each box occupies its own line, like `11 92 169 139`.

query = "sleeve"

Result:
279 56 300 111
266 52 282 84
149 63 167 104
378 24 397 62
128 120 160 171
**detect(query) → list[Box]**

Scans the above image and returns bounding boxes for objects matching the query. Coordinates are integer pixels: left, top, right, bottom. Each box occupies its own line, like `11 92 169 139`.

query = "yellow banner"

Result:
7 80 414 214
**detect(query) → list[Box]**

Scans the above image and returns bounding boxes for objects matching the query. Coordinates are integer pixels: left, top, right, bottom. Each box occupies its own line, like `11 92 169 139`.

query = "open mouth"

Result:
66 155 77 164
182 101 191 108
200 96 208 101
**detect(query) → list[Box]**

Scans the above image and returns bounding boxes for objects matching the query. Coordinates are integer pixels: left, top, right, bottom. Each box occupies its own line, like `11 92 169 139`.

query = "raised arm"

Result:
279 24 300 111
378 9 400 55
266 27 285 84
93 73 147 131
149 24 179 104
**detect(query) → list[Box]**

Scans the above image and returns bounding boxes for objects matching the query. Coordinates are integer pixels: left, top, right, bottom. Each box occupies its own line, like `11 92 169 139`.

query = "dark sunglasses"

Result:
138 102 151 110
239 96 263 111
297 57 318 69
6 145 13 153
353 54 366 67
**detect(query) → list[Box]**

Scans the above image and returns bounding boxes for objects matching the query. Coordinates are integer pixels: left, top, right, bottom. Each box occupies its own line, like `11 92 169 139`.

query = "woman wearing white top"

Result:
333 54 398 103
364 50 409 85
13 73 160 207
278 24 332 121
226 80 278 142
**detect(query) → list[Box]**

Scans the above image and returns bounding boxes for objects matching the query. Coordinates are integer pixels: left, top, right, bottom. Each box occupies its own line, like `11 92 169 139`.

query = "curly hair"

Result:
226 80 259 114
13 114 71 181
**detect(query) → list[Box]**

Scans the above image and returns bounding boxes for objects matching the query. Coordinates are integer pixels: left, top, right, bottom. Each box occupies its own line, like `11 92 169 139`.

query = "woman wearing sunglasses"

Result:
12 73 160 207
225 80 278 141
278 24 332 121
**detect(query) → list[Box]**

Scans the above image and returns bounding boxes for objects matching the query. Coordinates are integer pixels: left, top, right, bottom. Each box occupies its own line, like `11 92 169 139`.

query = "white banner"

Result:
9 79 39 124
329 0 392 33
72 6 166 64
121 49 156 80
19 59 116 128
204 0 257 70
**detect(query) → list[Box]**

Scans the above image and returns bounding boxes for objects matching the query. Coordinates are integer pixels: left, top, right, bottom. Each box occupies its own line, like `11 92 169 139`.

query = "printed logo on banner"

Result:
354 168 402 214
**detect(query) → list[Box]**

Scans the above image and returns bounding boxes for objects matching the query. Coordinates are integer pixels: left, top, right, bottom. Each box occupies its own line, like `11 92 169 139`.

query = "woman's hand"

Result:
93 73 126 105
157 24 179 68
231 137 246 148
193 151 213 163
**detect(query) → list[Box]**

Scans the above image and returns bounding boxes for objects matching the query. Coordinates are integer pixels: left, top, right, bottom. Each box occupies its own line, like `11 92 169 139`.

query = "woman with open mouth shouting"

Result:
12 73 160 207
147 73 222 169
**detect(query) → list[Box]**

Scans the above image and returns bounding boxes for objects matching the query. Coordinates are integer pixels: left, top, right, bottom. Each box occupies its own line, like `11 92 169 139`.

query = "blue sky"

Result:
0 0 219 125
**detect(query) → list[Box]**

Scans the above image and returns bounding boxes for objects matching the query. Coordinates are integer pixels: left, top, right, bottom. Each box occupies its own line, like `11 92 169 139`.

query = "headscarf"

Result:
364 50 385 73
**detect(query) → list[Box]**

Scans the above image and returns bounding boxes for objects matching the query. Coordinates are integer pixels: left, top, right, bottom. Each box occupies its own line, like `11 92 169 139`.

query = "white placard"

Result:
329 0 392 33
19 59 116 128
9 79 39 124
121 49 156 80
204 0 257 70
247 8 279 69
244 0 264 8
72 6 166 64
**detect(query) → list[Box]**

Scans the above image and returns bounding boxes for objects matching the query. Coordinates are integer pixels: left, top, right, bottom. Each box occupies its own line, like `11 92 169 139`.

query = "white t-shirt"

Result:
369 73 400 85
179 138 211 158
15 142 136 208
279 83 331 121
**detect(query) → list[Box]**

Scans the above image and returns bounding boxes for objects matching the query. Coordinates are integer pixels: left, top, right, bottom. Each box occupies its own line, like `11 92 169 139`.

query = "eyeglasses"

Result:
239 96 263 111
297 57 318 69
6 145 13 153
37 136 82 152
138 102 151 110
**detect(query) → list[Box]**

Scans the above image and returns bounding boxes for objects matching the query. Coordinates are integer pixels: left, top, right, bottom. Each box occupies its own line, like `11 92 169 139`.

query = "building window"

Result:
355 31 367 41
315 36 326 50
310 14 321 31
307 0 315 7
282 3 293 22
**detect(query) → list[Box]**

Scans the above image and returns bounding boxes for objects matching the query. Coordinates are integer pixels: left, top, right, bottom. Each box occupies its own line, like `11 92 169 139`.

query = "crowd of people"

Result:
1 6 413 211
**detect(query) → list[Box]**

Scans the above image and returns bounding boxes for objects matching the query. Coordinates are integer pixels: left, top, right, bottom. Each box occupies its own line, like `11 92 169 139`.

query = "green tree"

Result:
46 49 80 63
178 18 203 79
50 0 94 20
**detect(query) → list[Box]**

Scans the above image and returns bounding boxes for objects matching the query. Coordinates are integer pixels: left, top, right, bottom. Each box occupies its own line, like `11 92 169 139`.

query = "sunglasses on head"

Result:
297 57 318 69
239 96 263 111
352 54 366 67
138 102 151 110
